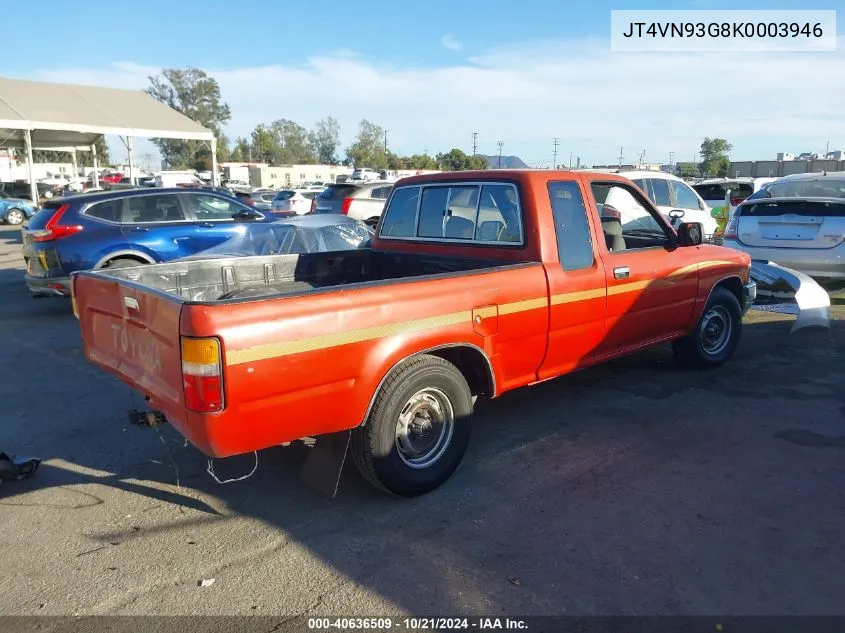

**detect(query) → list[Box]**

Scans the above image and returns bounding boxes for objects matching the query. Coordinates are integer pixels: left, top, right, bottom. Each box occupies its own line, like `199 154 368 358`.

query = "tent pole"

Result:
24 130 37 205
127 136 136 185
210 137 219 187
91 142 99 189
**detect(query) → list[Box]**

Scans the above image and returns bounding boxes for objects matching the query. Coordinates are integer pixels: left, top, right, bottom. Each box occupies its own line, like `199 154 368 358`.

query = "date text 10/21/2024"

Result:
307 618 528 630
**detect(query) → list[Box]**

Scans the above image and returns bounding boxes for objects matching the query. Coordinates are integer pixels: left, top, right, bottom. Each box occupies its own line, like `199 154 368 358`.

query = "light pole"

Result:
497 141 504 168
552 137 560 169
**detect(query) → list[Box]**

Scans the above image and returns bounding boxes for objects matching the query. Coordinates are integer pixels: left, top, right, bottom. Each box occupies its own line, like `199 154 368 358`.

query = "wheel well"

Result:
427 346 495 398
714 276 743 306
100 254 148 269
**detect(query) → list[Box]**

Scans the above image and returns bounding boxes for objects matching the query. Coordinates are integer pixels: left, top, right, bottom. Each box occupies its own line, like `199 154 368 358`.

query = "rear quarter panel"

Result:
180 263 550 457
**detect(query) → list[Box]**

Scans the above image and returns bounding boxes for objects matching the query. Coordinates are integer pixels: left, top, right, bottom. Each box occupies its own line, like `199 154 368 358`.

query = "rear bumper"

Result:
742 280 756 315
25 274 71 297
722 240 845 280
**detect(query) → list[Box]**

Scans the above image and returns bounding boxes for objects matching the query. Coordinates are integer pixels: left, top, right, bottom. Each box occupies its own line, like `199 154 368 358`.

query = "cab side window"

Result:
591 182 670 251
547 181 594 270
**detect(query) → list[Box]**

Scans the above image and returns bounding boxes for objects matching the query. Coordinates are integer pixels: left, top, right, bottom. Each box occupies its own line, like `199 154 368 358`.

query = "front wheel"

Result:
5 208 25 225
351 354 472 497
672 287 742 369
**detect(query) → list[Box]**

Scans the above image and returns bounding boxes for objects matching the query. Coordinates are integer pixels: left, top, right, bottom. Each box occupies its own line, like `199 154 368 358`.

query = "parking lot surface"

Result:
1 223 843 616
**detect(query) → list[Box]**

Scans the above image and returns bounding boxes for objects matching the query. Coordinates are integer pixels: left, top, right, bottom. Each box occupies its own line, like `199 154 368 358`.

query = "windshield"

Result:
751 178 845 200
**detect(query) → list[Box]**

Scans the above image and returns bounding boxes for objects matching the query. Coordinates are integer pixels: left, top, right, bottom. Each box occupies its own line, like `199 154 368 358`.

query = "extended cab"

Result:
73 170 755 497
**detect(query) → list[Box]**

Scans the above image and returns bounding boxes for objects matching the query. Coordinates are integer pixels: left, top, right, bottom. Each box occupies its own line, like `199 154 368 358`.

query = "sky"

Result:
2 0 843 169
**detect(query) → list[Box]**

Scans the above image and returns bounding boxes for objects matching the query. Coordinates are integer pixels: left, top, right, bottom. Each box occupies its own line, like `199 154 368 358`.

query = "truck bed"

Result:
90 249 528 303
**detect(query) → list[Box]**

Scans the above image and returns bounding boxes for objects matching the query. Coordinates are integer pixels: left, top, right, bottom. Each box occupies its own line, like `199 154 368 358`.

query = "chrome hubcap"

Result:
395 388 454 469
7 210 23 224
700 306 732 355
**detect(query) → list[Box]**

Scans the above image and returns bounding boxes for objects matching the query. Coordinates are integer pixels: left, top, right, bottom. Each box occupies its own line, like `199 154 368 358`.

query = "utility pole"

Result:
472 132 479 156
618 146 624 169
497 141 504 168
668 151 675 171
552 137 560 169
826 140 830 156
569 152 573 169
383 130 388 154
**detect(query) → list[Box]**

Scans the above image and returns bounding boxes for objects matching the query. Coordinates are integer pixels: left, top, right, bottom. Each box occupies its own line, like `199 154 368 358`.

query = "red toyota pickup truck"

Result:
73 170 755 497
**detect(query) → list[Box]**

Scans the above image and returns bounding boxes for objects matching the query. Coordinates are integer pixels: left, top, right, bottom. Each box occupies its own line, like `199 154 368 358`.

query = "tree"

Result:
404 154 439 170
436 148 488 171
272 119 315 164
230 136 251 162
346 119 388 169
146 67 231 169
250 124 277 164
310 117 341 164
699 137 732 177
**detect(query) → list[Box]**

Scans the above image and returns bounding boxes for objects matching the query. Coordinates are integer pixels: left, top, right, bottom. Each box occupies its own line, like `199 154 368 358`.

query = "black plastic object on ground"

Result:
0 452 41 482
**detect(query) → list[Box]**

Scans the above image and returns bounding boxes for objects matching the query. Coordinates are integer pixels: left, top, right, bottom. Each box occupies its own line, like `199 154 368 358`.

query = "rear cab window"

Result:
379 181 523 244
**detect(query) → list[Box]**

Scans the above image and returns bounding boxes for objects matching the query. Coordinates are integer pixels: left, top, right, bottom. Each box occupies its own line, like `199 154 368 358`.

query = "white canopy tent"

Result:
0 76 217 202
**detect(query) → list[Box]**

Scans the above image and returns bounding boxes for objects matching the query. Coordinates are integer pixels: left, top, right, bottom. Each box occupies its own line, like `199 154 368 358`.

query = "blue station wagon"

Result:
23 188 273 296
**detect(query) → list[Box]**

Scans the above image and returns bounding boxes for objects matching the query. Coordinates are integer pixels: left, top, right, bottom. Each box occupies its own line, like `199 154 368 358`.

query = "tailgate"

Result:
74 272 185 411
737 199 845 249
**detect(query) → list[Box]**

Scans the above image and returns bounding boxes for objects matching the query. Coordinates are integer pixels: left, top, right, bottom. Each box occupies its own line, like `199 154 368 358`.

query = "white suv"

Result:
350 168 381 182
615 170 717 237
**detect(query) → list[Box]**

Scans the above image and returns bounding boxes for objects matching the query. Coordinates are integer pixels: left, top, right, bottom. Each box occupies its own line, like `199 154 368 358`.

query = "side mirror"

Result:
677 221 704 246
668 209 685 220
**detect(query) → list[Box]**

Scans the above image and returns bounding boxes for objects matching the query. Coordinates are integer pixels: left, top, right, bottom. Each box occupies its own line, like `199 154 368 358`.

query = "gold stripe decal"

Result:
227 310 470 365
225 259 737 365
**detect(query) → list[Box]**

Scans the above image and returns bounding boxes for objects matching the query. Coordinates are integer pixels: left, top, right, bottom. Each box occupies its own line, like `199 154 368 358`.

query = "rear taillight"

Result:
730 197 745 207
341 197 353 215
181 337 224 413
245 198 256 206
724 211 739 239
310 198 316 214
31 204 83 242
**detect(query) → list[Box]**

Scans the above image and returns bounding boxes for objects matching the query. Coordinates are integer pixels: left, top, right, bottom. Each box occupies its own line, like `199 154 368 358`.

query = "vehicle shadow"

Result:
3 308 843 615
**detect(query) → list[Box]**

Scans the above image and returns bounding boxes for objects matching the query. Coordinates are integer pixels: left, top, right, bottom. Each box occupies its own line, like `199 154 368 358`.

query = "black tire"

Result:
102 257 145 269
672 287 742 369
351 354 473 497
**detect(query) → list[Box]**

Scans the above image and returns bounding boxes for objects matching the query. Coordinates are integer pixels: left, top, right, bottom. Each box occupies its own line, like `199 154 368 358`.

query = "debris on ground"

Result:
0 452 41 482
508 576 521 586
199 578 215 587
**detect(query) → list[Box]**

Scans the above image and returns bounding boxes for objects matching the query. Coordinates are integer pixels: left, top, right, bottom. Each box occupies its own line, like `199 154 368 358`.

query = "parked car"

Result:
232 190 276 211
271 189 320 215
0 191 38 225
612 171 717 238
350 168 381 182
693 177 778 213
99 173 124 184
313 181 393 226
722 172 845 280
0 181 61 201
73 169 754 497
22 188 271 297
182 214 374 260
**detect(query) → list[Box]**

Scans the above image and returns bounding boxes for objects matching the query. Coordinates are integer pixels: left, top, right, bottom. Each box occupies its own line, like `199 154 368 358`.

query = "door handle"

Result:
129 227 149 232
613 266 630 280
198 222 214 228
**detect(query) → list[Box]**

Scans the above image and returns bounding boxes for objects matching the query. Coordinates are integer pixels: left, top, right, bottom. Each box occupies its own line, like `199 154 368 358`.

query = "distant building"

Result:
825 150 843 160
247 164 354 188
776 152 794 161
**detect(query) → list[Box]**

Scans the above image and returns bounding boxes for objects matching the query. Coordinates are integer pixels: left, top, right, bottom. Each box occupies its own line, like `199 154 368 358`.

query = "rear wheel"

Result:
5 208 25 225
102 257 145 270
351 354 472 497
672 287 742 369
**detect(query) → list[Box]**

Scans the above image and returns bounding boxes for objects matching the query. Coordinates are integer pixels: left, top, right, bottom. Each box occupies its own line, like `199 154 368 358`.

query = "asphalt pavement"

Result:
1 224 843 617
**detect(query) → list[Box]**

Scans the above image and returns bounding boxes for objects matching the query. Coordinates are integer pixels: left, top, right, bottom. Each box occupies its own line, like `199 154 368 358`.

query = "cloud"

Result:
25 36 845 165
440 34 464 52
